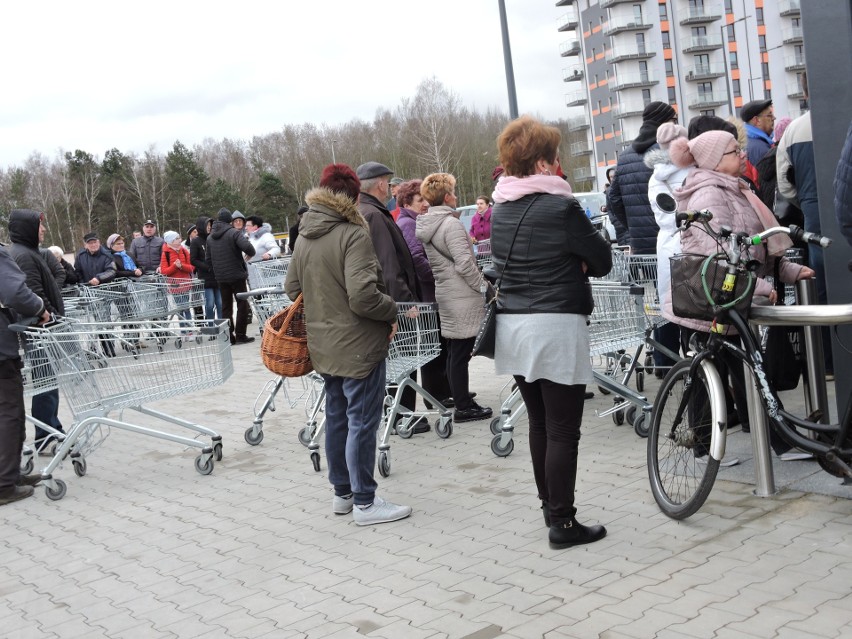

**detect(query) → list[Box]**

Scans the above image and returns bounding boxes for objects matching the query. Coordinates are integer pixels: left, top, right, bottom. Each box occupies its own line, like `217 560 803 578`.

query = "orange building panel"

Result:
667 76 676 87
599 78 608 86
595 52 605 60
732 69 741 80
765 80 772 90
735 96 743 108
595 135 604 142
757 25 766 36
664 49 673 59
604 132 614 140
592 25 602 34
660 21 669 30
601 105 611 113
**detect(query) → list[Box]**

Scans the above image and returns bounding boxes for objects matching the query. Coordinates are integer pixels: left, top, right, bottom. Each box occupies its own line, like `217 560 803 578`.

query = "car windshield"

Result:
574 192 607 215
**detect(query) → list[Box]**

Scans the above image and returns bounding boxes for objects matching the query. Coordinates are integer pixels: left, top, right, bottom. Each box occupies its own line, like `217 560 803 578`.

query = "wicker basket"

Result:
670 253 754 321
260 293 313 377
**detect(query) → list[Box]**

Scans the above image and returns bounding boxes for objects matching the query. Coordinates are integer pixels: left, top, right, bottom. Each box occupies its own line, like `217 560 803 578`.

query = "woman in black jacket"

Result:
491 116 612 550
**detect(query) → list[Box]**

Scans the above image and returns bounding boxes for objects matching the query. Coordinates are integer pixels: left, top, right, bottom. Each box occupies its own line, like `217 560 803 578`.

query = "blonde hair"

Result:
420 173 457 207
727 116 748 149
497 115 561 177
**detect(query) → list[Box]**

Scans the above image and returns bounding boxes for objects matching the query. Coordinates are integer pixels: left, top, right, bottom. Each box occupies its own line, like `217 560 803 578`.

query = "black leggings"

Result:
514 376 586 522
446 337 475 411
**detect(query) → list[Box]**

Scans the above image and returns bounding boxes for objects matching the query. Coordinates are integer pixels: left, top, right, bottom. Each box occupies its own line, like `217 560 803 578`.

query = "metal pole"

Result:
743 341 777 497
720 24 735 116
331 140 337 165
797 278 829 428
498 0 519 119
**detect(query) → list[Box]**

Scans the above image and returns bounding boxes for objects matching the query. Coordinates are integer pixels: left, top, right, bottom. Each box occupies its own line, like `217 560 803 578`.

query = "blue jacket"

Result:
75 246 116 285
608 145 659 255
746 123 774 167
834 119 852 248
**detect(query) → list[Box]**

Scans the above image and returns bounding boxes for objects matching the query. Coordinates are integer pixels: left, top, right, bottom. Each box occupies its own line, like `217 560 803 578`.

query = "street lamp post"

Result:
498 0 519 119
331 139 337 165
720 15 751 116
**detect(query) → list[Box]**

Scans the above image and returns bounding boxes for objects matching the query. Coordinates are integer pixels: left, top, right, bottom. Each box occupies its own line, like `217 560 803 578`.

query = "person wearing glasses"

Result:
741 99 776 166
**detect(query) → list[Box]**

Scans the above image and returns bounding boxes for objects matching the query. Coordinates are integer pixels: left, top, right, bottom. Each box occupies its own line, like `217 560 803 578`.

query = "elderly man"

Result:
129 219 164 274
741 99 775 166
75 232 116 286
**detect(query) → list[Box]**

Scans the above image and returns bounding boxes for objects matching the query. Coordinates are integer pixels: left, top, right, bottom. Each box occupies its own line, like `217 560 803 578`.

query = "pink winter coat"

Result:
470 207 492 241
662 167 804 333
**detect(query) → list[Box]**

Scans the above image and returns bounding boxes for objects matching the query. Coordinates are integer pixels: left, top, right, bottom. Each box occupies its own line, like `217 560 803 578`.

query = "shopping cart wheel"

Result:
213 442 223 462
45 479 67 501
633 412 649 438
175 338 183 349
490 417 503 436
636 370 645 393
643 353 655 376
378 452 390 478
298 427 312 447
311 451 322 472
612 407 625 426
72 458 87 477
194 455 214 475
244 427 264 446
20 457 34 476
435 417 453 439
395 420 414 439
490 434 514 457
626 405 637 426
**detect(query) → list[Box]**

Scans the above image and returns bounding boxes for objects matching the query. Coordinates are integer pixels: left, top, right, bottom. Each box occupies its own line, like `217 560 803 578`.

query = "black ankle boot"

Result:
549 518 607 549
541 501 551 527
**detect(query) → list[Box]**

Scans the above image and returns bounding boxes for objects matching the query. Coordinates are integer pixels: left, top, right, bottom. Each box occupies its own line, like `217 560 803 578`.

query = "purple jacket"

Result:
470 207 492 241
396 208 436 303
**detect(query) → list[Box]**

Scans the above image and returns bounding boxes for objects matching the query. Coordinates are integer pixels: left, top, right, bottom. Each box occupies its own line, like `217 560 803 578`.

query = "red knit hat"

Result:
319 164 361 201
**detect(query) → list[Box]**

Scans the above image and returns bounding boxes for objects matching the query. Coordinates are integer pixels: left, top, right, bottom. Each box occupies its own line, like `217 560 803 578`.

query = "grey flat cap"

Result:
356 161 394 180
740 99 772 124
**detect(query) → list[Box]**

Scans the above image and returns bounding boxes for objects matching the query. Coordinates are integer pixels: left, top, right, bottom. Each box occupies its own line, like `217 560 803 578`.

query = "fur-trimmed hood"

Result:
300 187 366 240
643 147 672 170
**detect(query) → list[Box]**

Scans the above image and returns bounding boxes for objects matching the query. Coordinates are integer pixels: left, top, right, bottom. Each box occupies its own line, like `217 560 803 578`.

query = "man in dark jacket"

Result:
75 233 116 286
190 216 222 323
8 209 67 454
207 208 256 344
835 119 852 249
128 219 164 274
0 245 49 505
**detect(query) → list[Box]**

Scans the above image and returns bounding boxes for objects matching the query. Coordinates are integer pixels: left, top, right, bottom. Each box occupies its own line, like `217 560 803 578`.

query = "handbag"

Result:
762 259 802 391
260 293 313 377
471 196 539 359
670 253 754 321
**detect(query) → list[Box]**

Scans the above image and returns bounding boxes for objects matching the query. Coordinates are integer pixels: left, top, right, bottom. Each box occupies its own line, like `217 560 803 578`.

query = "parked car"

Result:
573 191 617 244
455 205 477 235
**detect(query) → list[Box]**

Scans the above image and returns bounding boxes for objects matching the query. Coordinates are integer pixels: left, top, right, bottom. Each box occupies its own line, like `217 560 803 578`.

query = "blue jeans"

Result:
204 287 223 324
32 388 63 444
322 361 386 506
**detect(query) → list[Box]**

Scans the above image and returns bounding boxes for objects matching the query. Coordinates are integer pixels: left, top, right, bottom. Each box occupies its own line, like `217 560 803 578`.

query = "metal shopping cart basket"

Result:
248 257 291 290
10 317 233 500
475 239 493 270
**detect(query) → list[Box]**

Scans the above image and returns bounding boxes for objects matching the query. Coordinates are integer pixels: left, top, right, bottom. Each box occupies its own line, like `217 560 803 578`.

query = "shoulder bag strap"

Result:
492 195 541 291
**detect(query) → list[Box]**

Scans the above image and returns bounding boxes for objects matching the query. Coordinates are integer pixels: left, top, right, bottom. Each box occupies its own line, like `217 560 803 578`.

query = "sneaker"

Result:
0 485 34 506
332 493 354 515
453 402 493 423
353 496 412 526
16 474 43 487
779 450 814 462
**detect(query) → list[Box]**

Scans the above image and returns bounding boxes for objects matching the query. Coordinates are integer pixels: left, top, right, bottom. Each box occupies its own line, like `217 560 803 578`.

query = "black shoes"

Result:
549 518 607 549
584 391 594 400
437 393 476 409
17 475 43 487
0 485 34 506
453 402 493 423
233 335 255 345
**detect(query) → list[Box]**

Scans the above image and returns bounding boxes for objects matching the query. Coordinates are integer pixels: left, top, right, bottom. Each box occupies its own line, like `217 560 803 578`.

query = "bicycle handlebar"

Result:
746 225 832 249
675 209 714 224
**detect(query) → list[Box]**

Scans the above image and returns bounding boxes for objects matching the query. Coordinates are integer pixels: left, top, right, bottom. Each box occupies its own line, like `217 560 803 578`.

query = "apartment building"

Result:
556 0 807 189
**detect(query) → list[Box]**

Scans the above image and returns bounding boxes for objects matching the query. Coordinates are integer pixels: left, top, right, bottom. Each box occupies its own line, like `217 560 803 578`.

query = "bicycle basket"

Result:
670 253 754 321
260 293 313 377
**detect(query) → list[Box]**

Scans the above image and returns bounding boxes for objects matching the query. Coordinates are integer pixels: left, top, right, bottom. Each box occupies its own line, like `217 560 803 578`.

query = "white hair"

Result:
47 246 64 260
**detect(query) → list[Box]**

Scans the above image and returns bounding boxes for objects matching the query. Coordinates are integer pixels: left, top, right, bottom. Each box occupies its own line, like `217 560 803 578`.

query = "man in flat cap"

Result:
386 176 404 219
129 219 165 274
741 98 775 166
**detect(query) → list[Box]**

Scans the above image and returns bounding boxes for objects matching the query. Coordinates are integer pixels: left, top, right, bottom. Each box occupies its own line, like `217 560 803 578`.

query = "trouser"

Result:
421 336 451 408
322 361 386 506
219 279 249 340
653 321 681 368
446 337 475 411
31 389 63 444
0 359 26 490
204 287 223 324
513 376 586 522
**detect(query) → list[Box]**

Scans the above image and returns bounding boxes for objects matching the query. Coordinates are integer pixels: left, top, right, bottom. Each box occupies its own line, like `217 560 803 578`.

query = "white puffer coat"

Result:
416 206 484 339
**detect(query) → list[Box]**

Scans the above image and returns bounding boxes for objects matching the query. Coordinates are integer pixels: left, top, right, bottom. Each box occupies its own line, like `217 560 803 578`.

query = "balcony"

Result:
560 39 581 57
779 0 801 17
784 53 806 72
570 140 593 157
687 90 728 109
782 26 803 43
601 0 633 7
603 17 653 36
610 71 658 91
679 3 723 25
606 45 656 63
563 65 585 82
557 11 578 32
684 63 726 81
568 119 591 133
612 100 650 119
573 166 595 182
681 33 723 52
565 91 588 107
555 0 575 6
787 80 805 99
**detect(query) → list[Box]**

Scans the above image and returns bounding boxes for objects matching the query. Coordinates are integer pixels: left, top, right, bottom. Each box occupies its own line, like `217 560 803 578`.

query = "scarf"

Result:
745 123 774 148
492 174 573 203
114 250 136 271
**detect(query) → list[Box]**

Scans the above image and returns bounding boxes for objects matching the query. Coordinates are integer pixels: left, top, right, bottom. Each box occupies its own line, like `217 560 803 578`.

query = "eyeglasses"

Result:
722 148 745 157
759 112 776 120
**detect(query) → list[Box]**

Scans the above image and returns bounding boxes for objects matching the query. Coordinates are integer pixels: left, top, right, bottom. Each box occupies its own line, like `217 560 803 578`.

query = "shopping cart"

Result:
248 257 290 290
301 303 452 476
10 317 232 500
488 381 525 458
474 239 493 270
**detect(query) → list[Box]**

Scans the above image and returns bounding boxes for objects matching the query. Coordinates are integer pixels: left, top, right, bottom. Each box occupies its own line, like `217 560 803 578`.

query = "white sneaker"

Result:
352 496 412 526
332 494 353 515
779 450 814 462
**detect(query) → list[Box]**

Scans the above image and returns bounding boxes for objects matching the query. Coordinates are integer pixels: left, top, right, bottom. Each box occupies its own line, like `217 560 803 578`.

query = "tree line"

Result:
0 78 587 250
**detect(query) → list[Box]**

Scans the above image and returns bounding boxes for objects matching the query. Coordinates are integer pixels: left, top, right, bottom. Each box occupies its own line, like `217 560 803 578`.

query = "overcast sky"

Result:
1 0 572 168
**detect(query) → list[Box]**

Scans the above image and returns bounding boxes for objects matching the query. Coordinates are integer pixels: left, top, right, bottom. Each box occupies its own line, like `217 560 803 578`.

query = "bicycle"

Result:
646 193 852 519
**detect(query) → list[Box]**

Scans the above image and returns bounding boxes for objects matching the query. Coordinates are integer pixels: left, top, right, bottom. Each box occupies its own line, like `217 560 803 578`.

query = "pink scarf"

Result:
741 183 793 256
492 174 573 203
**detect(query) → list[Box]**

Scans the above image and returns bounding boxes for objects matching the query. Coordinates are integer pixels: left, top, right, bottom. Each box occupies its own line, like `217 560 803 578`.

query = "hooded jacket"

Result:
247 223 282 263
128 233 164 273
206 219 255 284
7 209 65 315
75 246 116 286
662 167 805 333
607 137 661 255
284 187 398 379
190 216 217 288
0 245 45 361
415 207 484 339
358 192 421 302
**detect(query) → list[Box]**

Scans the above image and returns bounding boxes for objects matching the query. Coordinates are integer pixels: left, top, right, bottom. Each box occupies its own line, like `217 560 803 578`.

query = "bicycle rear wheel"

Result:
648 358 720 519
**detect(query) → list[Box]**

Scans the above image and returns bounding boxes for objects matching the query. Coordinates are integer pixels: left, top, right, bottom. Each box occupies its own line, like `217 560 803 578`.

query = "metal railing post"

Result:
797 278 830 427
746 322 778 496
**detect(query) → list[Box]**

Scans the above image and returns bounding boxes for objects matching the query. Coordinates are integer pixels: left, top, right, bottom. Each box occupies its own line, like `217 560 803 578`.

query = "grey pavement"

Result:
2 339 851 639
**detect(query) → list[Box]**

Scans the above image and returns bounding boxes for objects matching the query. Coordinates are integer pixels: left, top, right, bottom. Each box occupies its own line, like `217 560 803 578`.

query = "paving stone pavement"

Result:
2 341 850 639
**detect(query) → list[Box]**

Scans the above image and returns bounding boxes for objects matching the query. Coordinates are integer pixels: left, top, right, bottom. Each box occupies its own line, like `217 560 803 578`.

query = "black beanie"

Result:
217 207 232 223
642 101 677 127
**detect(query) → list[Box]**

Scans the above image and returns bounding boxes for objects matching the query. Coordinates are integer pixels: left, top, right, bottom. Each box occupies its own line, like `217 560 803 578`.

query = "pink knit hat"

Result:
656 122 688 150
669 130 737 170
774 117 792 143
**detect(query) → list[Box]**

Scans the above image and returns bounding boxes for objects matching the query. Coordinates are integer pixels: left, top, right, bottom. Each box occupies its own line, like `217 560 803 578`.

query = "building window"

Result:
732 79 741 97
659 3 667 20
756 8 764 26
762 62 770 78
724 0 733 13
668 86 676 103
594 73 598 86
727 24 735 40
692 26 707 37
642 88 652 103
636 33 646 53
792 17 800 27
633 4 643 23
698 82 712 98
665 59 674 76
700 109 716 116
601 126 606 139
729 51 738 70
662 31 671 49
597 100 602 112
758 35 766 52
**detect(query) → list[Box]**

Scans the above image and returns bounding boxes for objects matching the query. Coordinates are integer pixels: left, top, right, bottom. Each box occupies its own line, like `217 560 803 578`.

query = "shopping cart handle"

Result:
236 287 285 300
8 316 42 332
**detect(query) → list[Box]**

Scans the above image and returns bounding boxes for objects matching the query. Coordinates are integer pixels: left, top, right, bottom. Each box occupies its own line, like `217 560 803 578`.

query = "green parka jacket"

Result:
284 187 398 379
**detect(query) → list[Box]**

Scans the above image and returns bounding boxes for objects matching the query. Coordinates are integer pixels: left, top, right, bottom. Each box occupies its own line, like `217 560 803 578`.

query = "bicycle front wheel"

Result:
648 358 720 519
